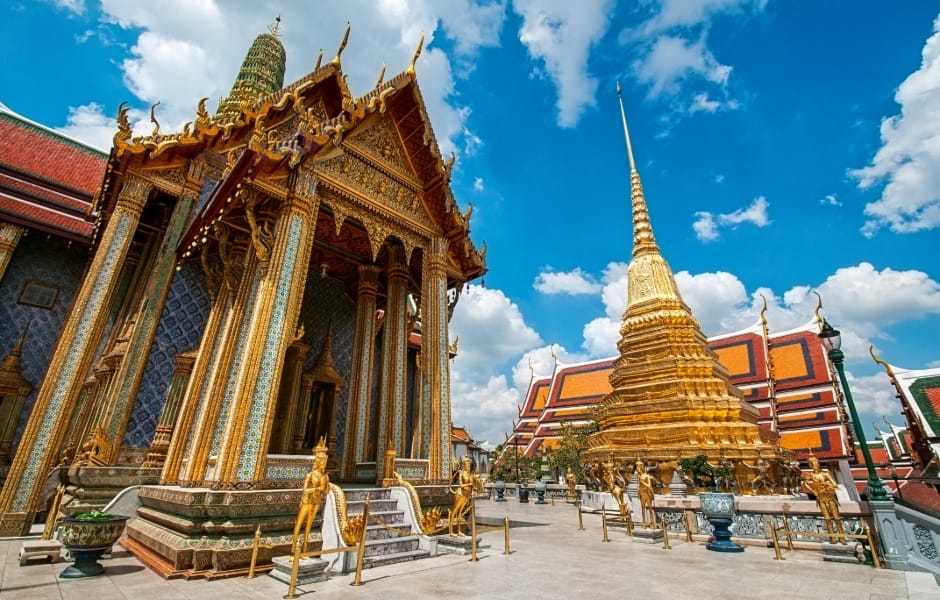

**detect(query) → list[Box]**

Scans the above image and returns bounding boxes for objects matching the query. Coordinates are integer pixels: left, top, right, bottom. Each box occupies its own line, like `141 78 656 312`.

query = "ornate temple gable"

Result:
344 114 419 183
313 152 428 229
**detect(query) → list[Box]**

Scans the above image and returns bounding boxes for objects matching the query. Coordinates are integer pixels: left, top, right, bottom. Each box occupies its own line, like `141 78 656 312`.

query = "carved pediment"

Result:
344 115 417 181
315 152 432 229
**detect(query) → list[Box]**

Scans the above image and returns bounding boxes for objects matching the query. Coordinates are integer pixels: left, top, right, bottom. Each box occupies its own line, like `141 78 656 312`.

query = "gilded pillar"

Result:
0 222 26 284
143 350 196 468
422 237 451 481
342 264 380 480
98 161 206 452
171 239 254 484
213 173 319 484
0 174 151 534
376 245 409 481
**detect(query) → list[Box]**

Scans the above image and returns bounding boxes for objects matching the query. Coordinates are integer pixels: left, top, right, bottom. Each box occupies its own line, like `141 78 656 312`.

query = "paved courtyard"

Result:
1 498 938 599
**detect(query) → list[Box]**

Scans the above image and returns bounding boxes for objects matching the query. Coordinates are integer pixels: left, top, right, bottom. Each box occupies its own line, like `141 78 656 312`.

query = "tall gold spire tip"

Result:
616 81 637 172
331 22 351 68
268 15 281 36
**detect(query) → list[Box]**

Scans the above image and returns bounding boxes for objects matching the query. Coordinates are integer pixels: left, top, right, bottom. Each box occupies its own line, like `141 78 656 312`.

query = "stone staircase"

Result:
335 488 431 570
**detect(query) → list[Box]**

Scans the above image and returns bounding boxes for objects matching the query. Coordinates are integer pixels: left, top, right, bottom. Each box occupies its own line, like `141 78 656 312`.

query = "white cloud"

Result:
56 102 118 151
851 15 940 237
52 0 85 15
719 195 769 226
473 177 484 191
533 267 602 295
622 0 765 116
449 284 543 444
513 0 615 127
692 211 719 242
692 196 770 241
821 193 841 207
844 371 907 419
633 35 731 99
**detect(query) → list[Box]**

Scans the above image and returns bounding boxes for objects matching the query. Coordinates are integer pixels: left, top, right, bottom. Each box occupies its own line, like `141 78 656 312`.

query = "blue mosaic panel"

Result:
0 234 86 449
122 260 210 447
297 269 355 459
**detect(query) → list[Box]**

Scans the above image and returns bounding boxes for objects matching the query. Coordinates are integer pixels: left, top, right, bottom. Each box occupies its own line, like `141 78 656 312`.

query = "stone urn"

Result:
699 492 743 553
494 480 506 502
517 483 530 503
59 513 129 578
534 479 548 504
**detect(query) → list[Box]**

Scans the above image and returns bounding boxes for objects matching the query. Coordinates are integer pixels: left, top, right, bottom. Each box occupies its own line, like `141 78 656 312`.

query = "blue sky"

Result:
3 1 939 447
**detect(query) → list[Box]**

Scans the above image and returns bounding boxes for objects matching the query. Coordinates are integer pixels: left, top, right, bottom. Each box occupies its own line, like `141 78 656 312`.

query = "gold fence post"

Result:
601 504 609 543
283 538 301 599
782 517 794 550
684 511 693 543
577 500 584 531
661 515 671 550
249 525 262 578
42 484 65 541
865 525 882 569
770 517 784 561
351 495 370 586
469 496 479 562
503 516 510 555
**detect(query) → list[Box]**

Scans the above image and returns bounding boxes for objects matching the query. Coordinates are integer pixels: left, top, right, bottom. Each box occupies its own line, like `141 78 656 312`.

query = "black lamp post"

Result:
818 320 890 502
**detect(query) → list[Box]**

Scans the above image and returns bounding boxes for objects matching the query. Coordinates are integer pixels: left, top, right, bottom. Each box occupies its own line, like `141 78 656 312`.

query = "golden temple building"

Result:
580 85 785 472
0 20 485 538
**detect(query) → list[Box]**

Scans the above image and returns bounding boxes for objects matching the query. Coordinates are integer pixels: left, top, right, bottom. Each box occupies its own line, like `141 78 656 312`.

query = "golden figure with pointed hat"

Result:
448 455 474 537
291 436 331 554
802 453 845 543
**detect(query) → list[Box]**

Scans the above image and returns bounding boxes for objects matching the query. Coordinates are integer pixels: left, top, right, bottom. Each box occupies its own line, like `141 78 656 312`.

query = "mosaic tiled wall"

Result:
297 274 355 459
122 261 210 448
0 233 88 449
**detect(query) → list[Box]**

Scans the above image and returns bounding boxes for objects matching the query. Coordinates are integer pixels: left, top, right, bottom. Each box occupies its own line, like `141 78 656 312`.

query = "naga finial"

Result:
314 49 323 71
195 97 211 130
813 290 823 329
268 14 281 36
149 101 161 137
331 22 350 68
115 101 132 141
406 31 424 77
760 293 769 324
869 345 895 376
376 63 386 88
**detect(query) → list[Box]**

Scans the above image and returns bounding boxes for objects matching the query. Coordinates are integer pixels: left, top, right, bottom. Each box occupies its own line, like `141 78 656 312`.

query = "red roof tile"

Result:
0 110 107 195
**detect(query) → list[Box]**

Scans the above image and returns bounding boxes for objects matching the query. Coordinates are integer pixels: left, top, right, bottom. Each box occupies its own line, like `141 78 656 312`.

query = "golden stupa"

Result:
583 85 782 470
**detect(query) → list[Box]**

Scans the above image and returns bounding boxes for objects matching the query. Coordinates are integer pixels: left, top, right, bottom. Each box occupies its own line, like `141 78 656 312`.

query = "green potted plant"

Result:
59 510 129 578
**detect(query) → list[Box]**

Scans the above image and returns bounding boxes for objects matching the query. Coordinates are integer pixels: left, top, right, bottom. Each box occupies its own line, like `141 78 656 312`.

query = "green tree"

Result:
544 421 598 483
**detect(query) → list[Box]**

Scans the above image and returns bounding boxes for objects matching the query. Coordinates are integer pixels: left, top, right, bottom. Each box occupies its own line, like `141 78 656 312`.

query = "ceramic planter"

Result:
59 515 129 578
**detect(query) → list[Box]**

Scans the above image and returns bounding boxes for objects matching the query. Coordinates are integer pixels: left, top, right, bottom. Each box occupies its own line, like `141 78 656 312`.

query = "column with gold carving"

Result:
213 171 319 484
0 222 26 284
167 236 254 485
0 175 151 535
376 246 409 482
342 265 380 480
143 350 196 468
422 237 451 481
96 161 206 453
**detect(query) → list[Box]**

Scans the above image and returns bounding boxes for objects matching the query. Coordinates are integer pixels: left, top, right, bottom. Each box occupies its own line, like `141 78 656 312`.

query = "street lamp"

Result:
818 320 890 502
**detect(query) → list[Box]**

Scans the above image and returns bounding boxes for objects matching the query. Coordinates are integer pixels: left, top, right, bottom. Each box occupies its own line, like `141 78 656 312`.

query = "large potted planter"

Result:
59 511 129 578
699 492 743 553
494 480 506 502
517 482 530 503
533 479 548 504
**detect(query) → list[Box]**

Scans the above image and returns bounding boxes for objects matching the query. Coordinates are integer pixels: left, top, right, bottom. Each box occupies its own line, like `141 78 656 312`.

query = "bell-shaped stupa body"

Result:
216 17 287 120
583 86 778 466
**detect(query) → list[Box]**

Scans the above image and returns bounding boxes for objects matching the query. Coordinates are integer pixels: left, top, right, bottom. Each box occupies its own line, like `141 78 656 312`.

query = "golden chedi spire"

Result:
584 84 777 467
216 16 287 120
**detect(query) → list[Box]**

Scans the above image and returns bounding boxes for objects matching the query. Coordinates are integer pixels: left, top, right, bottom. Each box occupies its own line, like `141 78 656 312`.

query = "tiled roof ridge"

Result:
0 162 97 207
0 104 108 157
